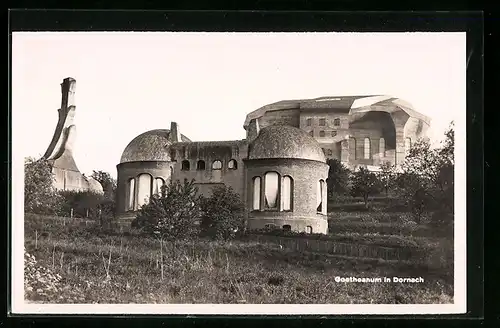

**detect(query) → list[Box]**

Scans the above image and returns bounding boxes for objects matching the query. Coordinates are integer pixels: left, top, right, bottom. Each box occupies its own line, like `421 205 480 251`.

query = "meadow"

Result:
24 204 454 304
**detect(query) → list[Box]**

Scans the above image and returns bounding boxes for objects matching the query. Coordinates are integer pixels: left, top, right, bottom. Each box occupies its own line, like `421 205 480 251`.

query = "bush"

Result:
24 157 62 215
200 185 245 240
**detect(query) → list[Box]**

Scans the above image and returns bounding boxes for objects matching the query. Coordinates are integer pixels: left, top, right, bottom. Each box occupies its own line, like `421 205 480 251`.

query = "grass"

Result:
24 213 453 304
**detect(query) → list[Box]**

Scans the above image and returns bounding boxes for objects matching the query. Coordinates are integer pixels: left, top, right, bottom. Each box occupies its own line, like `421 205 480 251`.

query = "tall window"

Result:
127 178 135 211
306 226 313 234
319 118 326 126
154 177 165 195
319 130 325 137
306 118 312 126
181 160 190 171
405 137 412 155
379 138 386 157
334 118 340 127
264 172 279 210
281 176 293 211
196 160 206 170
228 159 238 169
212 160 222 170
137 174 152 207
364 137 371 159
316 179 325 213
252 177 261 210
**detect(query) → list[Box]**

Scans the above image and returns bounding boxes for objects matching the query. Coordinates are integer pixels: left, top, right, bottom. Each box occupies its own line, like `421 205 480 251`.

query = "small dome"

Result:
86 177 104 194
248 125 326 162
120 129 190 163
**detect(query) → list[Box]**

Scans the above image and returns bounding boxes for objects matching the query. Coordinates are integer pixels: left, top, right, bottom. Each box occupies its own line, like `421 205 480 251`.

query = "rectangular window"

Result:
319 118 326 126
252 177 261 210
334 118 340 127
319 130 325 137
364 138 371 159
306 118 312 126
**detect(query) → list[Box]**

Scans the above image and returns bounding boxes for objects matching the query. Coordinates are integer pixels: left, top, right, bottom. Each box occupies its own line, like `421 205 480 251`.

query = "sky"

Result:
12 32 466 178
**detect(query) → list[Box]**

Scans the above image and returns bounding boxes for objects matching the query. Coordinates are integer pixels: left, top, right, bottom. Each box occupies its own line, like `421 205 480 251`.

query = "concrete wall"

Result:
244 158 329 234
256 108 300 130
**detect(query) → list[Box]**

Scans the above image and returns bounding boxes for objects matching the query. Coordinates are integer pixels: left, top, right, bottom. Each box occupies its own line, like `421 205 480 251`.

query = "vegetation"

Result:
349 166 382 209
326 159 351 199
24 157 62 215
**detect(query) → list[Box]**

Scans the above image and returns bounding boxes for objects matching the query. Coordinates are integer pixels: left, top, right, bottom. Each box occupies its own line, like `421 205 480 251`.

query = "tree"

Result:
200 185 245 240
132 178 202 244
326 159 351 198
349 166 382 208
24 157 62 215
378 161 396 196
90 170 117 199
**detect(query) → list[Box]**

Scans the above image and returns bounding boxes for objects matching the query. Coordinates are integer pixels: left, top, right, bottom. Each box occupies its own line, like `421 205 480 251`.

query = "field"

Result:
24 204 454 304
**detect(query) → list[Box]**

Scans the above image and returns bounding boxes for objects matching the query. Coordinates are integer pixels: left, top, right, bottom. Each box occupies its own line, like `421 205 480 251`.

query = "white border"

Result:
11 31 467 315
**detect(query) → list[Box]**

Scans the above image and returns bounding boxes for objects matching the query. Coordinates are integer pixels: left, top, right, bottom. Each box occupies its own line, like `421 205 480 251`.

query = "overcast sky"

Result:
12 32 465 178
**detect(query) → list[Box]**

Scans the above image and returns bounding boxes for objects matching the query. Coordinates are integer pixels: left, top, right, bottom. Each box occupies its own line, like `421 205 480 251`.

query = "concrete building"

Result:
42 78 103 194
116 94 430 234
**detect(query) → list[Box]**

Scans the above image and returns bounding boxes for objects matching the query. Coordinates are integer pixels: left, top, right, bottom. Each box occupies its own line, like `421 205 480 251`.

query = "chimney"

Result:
60 77 76 110
170 122 182 143
247 118 260 143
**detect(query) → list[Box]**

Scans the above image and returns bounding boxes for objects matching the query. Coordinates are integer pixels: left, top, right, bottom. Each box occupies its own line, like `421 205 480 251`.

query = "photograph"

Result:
11 31 466 315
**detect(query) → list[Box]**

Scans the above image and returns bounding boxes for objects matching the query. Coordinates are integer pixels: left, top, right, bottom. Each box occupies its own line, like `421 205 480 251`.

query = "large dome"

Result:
120 129 190 163
248 125 326 162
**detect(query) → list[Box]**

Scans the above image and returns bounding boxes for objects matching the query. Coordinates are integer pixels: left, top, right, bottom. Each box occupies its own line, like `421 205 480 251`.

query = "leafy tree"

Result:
90 170 117 199
326 159 351 199
132 178 202 248
349 166 382 208
58 190 115 226
378 161 396 196
24 157 62 215
200 185 245 240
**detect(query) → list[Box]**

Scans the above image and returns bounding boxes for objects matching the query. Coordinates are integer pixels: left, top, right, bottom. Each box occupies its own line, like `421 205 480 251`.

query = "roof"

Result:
120 129 191 163
243 95 431 128
248 125 326 163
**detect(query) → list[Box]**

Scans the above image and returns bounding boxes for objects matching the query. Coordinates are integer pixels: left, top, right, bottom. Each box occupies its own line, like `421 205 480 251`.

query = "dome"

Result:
120 129 190 163
86 177 104 194
248 125 326 162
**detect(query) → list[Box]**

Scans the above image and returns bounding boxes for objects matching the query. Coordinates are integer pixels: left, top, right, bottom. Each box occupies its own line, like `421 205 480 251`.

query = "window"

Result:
405 137 412 155
196 160 206 170
309 130 314 137
228 159 238 169
127 178 135 211
319 130 325 137
306 118 312 126
265 223 276 230
282 225 291 232
153 177 165 195
319 118 326 126
264 172 279 210
327 149 333 156
181 160 190 171
334 118 340 127
281 176 293 211
317 179 325 213
306 226 313 234
379 138 386 157
252 177 261 210
331 131 337 137
137 174 152 207
212 160 222 170
364 137 371 159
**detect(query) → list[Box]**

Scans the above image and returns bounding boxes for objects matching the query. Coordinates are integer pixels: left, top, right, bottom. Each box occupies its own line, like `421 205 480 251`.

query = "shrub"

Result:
200 185 245 241
349 167 382 208
24 157 62 215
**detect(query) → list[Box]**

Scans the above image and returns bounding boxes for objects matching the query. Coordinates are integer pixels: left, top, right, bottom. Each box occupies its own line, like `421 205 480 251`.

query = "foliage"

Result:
349 166 382 208
378 161 396 196
90 170 117 200
200 185 246 240
395 122 454 226
132 179 202 242
57 190 116 227
24 157 62 215
326 159 351 198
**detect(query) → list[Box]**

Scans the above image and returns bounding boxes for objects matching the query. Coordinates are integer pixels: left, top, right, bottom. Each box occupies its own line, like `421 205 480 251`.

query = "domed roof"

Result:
86 177 104 194
248 125 326 162
120 129 190 163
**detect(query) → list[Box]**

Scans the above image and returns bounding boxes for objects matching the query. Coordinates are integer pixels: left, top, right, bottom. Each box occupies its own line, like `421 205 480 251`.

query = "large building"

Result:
117 94 430 234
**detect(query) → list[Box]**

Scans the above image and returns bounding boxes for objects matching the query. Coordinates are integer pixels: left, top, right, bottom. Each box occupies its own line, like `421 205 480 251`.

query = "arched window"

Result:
181 160 190 171
196 160 206 170
137 174 152 207
264 172 279 210
228 159 238 170
154 177 165 195
306 226 313 234
364 137 371 159
405 137 412 155
252 177 261 210
281 176 293 211
334 118 340 127
317 179 325 213
127 178 135 211
379 138 386 157
212 160 222 170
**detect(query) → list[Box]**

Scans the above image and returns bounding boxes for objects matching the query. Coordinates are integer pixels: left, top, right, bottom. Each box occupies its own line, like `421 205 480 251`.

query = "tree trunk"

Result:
364 194 369 209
